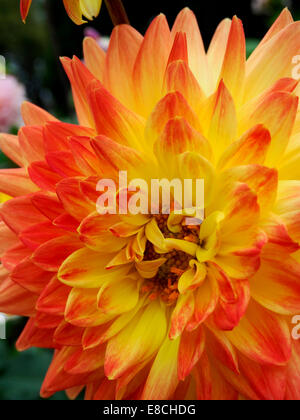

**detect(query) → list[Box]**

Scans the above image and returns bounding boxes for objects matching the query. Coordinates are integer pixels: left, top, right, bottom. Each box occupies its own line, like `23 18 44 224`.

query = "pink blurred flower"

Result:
0 75 26 132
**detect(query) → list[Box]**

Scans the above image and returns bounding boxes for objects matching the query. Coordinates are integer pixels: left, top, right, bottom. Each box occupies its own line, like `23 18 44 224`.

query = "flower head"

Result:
0 75 25 132
20 0 102 24
1 8 300 400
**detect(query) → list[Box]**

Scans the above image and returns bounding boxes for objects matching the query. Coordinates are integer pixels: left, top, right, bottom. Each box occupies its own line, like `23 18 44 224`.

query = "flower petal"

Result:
251 244 300 315
104 24 143 110
219 16 246 104
142 336 180 400
171 8 212 94
226 300 291 366
178 326 205 380
105 300 167 380
83 36 106 82
133 14 172 116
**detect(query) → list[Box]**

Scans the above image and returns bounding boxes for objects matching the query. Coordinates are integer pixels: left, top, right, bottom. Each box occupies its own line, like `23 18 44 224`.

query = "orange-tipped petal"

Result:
16 318 56 351
146 91 203 146
83 37 106 82
207 18 232 87
169 292 195 339
141 336 180 400
20 0 32 23
219 16 246 104
251 244 300 315
0 168 38 197
58 247 129 288
218 124 271 169
226 300 291 366
0 275 37 317
286 340 300 400
163 59 206 114
104 25 143 110
171 8 212 95
0 194 46 234
208 80 237 161
61 56 96 127
239 91 298 165
133 14 172 116
87 82 146 150
105 300 167 380
178 327 205 381
21 101 58 126
245 21 300 101
0 134 24 167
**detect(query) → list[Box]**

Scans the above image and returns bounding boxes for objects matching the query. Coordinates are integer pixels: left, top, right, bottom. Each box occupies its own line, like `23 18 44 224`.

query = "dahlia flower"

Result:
1 8 300 400
0 76 25 132
20 0 102 24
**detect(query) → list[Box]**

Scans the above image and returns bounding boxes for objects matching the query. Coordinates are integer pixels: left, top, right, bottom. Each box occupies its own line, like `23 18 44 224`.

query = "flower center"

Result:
142 215 200 305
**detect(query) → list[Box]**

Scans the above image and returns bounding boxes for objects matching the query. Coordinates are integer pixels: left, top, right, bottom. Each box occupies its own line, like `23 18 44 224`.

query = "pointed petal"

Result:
56 177 94 221
0 194 46 234
11 257 53 293
21 101 57 126
226 300 291 366
20 0 32 22
105 300 167 380
36 276 71 315
87 81 146 150
43 121 94 154
58 247 129 288
178 327 205 380
146 91 203 146
245 21 300 101
142 336 180 400
251 244 300 315
219 16 246 104
208 81 237 161
0 134 24 166
83 37 106 82
163 60 205 114
133 14 172 116
286 340 300 400
207 18 232 87
32 235 82 271
61 56 96 127
0 276 37 316
65 287 114 327
239 91 298 165
169 292 195 339
218 124 271 170
64 345 105 374
28 161 62 192
19 126 45 165
31 191 63 221
97 275 140 315
0 168 38 197
69 136 102 176
186 277 219 330
171 8 212 94
16 318 55 351
104 24 143 110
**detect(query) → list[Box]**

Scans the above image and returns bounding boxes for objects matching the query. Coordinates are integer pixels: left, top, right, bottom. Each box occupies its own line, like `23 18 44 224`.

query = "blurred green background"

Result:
0 0 299 400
